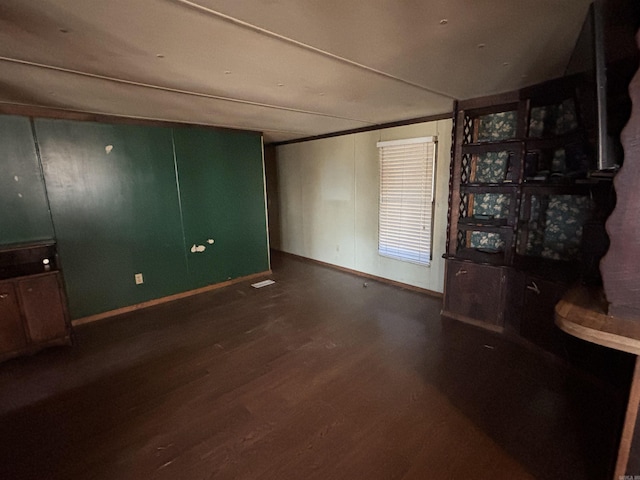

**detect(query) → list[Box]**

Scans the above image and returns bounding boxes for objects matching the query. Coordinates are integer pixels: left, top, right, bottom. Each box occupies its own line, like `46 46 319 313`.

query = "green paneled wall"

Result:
35 120 190 318
174 128 269 288
0 115 268 319
0 115 54 244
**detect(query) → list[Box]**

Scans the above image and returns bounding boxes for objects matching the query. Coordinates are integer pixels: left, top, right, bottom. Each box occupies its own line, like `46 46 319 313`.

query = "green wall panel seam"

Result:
28 118 57 241
260 136 272 270
171 128 190 276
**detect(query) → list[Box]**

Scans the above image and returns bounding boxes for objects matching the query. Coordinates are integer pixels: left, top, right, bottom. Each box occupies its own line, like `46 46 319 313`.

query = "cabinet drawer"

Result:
0 281 27 352
18 273 68 343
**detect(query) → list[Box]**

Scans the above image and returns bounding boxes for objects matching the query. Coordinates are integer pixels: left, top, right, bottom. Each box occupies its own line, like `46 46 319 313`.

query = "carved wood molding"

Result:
602 29 640 319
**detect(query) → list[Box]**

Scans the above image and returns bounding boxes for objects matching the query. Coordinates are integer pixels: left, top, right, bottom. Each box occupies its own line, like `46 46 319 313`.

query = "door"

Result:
0 280 27 353
18 273 67 343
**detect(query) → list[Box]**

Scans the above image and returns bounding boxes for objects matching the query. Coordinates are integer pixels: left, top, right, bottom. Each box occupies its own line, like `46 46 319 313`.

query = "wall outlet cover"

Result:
135 273 144 285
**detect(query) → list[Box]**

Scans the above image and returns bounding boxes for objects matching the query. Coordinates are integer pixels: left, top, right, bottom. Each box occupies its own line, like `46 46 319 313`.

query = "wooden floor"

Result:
0 252 631 479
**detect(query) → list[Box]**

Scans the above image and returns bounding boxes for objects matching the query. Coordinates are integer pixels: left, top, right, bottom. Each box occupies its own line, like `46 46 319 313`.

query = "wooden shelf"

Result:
555 286 640 355
461 183 518 192
446 249 507 266
524 130 584 150
457 223 511 234
446 73 611 339
520 183 592 195
461 140 521 154
458 217 509 227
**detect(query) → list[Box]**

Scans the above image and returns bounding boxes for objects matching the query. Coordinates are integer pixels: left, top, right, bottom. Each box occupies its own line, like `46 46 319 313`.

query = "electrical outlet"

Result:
134 273 144 285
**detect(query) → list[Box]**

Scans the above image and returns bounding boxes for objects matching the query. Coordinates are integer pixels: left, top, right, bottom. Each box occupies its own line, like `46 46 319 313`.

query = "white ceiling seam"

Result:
170 0 456 99
0 0 592 142
0 56 376 125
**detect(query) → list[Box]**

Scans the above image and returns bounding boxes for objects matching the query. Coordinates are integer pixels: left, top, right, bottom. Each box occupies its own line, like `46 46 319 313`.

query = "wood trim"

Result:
270 112 453 147
440 309 505 334
0 102 262 136
72 270 272 327
275 250 443 298
615 356 640 478
456 90 520 114
555 286 640 356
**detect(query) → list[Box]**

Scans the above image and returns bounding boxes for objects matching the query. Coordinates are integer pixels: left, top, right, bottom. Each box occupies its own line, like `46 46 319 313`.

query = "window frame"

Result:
377 136 437 266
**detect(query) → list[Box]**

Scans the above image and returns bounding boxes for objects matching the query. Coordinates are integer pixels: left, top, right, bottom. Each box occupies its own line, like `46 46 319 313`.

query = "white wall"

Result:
276 119 452 293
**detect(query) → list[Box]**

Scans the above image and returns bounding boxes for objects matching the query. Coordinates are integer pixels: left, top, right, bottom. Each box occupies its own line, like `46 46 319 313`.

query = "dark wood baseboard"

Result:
274 250 443 298
72 270 272 327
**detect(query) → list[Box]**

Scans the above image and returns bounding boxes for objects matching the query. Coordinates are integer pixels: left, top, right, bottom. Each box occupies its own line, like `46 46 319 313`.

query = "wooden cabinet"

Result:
0 243 71 362
18 273 68 344
443 260 509 331
443 75 613 353
520 276 568 354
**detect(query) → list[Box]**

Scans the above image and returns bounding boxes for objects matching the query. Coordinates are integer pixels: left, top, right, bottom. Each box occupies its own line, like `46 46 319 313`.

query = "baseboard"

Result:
72 270 272 327
273 250 442 298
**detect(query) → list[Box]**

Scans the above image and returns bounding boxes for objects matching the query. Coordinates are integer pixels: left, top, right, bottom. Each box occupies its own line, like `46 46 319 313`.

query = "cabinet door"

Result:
443 260 506 329
0 281 27 352
18 274 67 343
520 276 566 353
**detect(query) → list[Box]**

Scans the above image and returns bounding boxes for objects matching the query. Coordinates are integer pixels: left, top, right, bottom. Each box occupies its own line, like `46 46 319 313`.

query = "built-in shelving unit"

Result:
443 75 613 350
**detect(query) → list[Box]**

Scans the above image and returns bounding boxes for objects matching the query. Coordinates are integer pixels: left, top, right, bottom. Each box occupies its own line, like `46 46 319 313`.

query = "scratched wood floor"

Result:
0 251 632 480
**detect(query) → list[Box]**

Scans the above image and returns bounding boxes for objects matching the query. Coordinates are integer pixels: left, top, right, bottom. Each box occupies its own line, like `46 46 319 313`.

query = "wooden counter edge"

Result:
555 286 640 356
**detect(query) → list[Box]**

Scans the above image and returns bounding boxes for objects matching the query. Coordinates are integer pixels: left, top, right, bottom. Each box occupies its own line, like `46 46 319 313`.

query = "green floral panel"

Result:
541 195 591 260
529 99 578 138
471 193 510 219
468 193 510 251
476 111 517 142
521 195 592 260
469 232 505 252
550 149 566 173
473 151 509 183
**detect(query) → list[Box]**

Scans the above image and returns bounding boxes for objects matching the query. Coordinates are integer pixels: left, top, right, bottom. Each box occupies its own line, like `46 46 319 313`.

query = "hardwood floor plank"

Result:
0 251 630 479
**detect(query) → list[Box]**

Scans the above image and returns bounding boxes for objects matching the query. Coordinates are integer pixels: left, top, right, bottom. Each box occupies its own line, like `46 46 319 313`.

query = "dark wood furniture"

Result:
0 242 71 362
601 29 640 321
443 76 612 349
556 286 640 478
574 29 640 478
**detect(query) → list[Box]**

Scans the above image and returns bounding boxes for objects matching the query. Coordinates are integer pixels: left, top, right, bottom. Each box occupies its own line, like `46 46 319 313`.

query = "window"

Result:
377 136 437 265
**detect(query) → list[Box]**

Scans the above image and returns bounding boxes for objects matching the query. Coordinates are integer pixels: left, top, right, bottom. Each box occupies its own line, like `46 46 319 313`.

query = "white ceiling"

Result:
0 0 592 143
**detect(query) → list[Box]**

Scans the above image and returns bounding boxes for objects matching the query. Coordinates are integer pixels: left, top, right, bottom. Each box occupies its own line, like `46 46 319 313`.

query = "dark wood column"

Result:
601 29 640 319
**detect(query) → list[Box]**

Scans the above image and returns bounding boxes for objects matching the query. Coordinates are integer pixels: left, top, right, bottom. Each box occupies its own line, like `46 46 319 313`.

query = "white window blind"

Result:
377 136 436 266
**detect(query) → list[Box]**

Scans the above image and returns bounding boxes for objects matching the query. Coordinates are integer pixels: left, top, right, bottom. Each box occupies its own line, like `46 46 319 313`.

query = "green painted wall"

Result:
0 115 54 244
0 117 270 320
174 128 269 288
35 120 189 318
